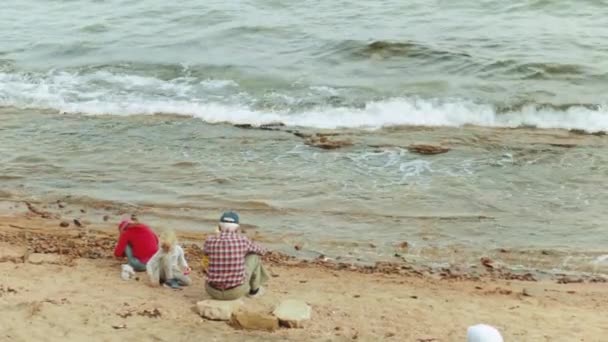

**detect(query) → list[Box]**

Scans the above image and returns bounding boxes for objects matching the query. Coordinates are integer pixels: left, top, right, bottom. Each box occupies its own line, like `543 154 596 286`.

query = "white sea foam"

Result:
1 71 608 131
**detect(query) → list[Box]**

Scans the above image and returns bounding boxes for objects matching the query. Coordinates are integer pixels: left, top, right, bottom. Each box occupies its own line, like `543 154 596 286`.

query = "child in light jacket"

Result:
146 229 192 289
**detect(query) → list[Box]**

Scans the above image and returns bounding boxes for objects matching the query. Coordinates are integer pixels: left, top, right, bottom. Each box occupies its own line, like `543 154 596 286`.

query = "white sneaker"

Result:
121 264 135 280
247 287 265 298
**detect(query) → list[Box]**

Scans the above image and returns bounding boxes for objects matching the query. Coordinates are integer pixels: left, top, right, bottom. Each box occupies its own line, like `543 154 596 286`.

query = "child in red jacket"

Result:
114 219 158 272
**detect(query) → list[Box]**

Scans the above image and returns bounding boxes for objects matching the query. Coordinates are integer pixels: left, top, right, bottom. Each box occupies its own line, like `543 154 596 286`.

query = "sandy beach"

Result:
0 210 606 342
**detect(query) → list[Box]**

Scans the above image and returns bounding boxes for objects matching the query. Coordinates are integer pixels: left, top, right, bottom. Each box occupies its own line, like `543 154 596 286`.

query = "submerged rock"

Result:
408 144 450 155
305 135 353 150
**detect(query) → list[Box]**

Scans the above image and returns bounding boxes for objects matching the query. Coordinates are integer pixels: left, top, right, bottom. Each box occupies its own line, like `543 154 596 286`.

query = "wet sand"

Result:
0 213 606 341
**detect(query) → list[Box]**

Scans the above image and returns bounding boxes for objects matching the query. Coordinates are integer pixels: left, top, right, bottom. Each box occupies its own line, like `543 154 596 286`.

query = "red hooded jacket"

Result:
113 223 158 263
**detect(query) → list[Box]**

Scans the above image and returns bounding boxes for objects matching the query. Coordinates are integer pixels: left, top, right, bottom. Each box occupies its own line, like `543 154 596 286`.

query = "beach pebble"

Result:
59 221 70 228
28 253 63 265
0 243 27 263
231 310 279 331
196 299 243 321
273 299 312 328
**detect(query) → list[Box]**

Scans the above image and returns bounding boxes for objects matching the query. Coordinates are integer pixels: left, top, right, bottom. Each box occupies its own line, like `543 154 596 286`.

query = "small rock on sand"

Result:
28 253 63 265
273 299 312 328
230 310 279 332
0 244 27 263
196 299 243 321
59 221 70 228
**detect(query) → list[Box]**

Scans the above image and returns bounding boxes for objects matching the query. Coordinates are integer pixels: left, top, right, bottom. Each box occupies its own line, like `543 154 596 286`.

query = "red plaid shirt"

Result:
204 231 267 289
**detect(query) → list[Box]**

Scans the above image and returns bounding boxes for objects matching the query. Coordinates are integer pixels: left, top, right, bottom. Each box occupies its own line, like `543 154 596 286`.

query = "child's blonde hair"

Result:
159 228 177 251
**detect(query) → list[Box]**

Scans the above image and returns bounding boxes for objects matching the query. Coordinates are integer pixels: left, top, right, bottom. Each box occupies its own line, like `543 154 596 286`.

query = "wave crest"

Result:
0 70 607 132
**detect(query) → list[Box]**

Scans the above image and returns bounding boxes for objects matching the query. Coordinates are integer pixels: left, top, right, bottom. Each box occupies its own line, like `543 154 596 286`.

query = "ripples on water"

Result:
1 0 608 275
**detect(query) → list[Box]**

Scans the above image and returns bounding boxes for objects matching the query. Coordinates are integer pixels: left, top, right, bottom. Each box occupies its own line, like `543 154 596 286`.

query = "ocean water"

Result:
1 0 608 276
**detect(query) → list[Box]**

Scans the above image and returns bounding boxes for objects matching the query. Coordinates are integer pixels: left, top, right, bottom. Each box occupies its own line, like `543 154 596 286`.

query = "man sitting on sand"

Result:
203 211 269 300
114 219 158 272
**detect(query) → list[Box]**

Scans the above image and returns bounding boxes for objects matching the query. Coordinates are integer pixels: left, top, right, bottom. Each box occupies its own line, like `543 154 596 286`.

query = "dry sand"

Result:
0 213 606 342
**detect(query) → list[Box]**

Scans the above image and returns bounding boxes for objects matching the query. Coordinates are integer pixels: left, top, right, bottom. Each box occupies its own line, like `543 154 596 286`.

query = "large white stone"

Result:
196 299 243 321
272 299 311 328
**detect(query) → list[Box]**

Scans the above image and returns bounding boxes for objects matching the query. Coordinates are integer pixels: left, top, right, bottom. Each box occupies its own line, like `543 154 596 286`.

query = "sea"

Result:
1 0 608 277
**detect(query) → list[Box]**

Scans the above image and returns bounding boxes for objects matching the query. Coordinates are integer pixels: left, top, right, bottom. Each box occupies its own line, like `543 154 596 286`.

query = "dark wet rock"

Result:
549 143 577 148
292 131 312 139
397 241 409 249
103 215 110 222
259 122 285 131
569 128 606 136
261 122 285 128
408 144 450 155
73 219 83 227
305 135 353 150
25 202 53 219
480 257 494 269
57 201 66 209
80 209 86 213
59 221 70 228
234 124 253 129
294 244 302 251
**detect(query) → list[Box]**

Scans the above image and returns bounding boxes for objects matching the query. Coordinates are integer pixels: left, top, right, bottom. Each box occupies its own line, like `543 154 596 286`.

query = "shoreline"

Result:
0 214 607 341
3 198 607 285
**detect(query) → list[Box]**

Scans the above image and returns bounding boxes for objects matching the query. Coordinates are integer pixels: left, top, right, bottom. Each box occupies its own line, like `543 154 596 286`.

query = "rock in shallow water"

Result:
407 144 450 155
273 299 312 328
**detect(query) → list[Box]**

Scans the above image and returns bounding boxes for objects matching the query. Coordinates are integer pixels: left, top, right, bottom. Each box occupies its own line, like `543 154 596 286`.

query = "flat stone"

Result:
0 243 26 263
28 253 63 265
408 144 450 155
273 299 312 328
196 299 243 321
230 310 279 332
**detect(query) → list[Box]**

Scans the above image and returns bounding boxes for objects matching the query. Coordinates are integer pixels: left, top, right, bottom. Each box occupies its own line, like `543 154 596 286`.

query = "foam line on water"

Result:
1 70 607 131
